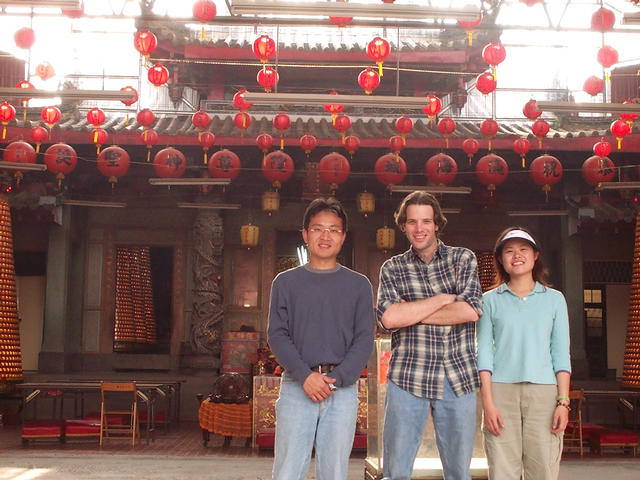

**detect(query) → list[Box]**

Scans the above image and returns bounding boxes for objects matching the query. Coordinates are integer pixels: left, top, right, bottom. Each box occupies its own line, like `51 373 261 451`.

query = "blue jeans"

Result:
382 378 476 480
272 373 358 480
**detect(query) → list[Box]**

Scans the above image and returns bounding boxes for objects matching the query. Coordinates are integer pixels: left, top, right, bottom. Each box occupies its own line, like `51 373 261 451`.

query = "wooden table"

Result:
583 389 640 431
198 398 252 447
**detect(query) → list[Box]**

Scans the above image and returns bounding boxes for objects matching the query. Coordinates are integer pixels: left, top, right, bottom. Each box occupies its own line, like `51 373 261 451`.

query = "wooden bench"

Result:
590 429 638 456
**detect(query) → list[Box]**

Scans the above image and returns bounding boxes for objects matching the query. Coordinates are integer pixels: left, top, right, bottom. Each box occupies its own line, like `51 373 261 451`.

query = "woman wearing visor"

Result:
477 227 571 480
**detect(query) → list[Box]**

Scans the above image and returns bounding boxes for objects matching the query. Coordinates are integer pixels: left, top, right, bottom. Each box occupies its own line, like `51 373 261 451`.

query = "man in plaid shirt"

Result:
377 191 483 480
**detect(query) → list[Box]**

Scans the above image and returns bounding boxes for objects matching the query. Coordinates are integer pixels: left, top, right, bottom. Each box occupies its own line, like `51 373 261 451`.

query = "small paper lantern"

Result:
133 30 157 58
531 118 550 148
457 11 483 46
582 155 615 186
358 68 380 94
480 118 499 150
389 135 404 156
476 71 497 95
257 66 279 92
91 128 108 154
262 150 294 188
620 99 638 126
395 116 413 144
324 91 344 124
422 94 442 122
141 128 158 162
193 0 216 39
513 137 531 168
97 146 130 186
137 108 155 128
318 152 350 192
530 154 563 201
273 112 291 149
233 89 252 111
329 15 352 27
376 227 395 251
153 147 186 178
30 125 48 153
357 192 375 218
3 140 36 184
148 63 169 87
522 99 541 120
375 153 407 186
253 35 276 63
482 42 506 81
0 102 16 140
14 27 35 49
300 134 318 156
62 1 84 18
120 86 138 113
583 76 604 96
262 190 280 216
192 110 211 131
593 140 612 158
367 36 390 76
610 119 631 149
476 153 508 196
256 133 273 156
343 134 360 159
41 106 61 129
462 138 479 166
198 131 216 164
87 107 106 128
240 224 259 248
44 143 77 188
208 149 240 180
35 62 55 81
591 7 615 33
333 114 351 143
437 117 456 148
234 112 252 131
425 153 458 186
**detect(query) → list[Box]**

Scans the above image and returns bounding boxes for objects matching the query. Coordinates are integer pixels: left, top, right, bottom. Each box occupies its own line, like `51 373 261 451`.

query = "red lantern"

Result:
148 63 169 87
300 134 318 155
141 128 158 162
476 153 508 196
480 118 499 150
367 36 390 76
513 137 531 168
3 140 36 184
591 7 615 33
256 133 273 155
257 66 279 92
120 86 138 107
192 110 211 131
523 100 541 120
273 112 290 149
87 108 106 128
582 155 615 186
333 113 351 143
476 71 496 95
137 108 155 128
0 102 16 140
597 46 618 70
462 138 479 165
30 125 48 153
457 11 482 46
531 118 550 148
262 150 294 188
324 91 344 124
358 68 380 94
35 62 55 81
530 154 562 200
375 153 407 186
133 30 157 58
395 116 413 144
389 135 404 156
620 99 638 126
62 1 84 18
234 112 252 131
91 128 108 154
318 152 350 191
583 75 604 97
97 146 130 186
233 89 252 111
330 16 352 27
153 147 186 178
344 134 360 158
422 94 442 121
425 153 458 186
193 0 217 38
14 27 35 49
593 140 612 158
482 42 506 78
198 131 216 164
44 143 77 187
610 119 630 150
208 149 241 180
253 35 276 63
16 80 34 105
437 117 456 148
41 106 61 129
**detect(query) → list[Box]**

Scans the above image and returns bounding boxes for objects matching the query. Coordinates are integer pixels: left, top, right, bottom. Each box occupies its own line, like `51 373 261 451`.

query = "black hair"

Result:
302 197 348 232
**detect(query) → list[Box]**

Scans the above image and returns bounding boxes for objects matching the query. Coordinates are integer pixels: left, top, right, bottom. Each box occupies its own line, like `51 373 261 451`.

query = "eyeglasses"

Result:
307 227 343 236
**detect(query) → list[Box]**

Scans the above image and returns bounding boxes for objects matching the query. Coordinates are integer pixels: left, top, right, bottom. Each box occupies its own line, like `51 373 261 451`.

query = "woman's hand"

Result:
551 404 569 434
483 402 505 436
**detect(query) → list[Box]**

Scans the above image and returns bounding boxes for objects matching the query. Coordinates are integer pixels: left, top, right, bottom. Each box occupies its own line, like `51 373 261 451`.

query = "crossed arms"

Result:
380 293 479 330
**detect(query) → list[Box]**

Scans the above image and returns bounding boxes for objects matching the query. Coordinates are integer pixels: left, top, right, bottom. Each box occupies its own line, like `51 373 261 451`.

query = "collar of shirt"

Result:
408 239 446 264
496 281 547 296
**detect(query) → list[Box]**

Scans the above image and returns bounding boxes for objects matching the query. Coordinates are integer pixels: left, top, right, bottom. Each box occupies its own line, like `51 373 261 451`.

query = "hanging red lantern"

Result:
593 140 612 158
462 138 479 165
367 36 390 77
482 42 506 78
583 75 604 96
318 152 350 191
198 131 216 164
193 0 216 39
480 118 499 150
422 94 442 122
425 153 458 186
137 108 155 129
523 99 541 120
437 117 456 148
14 27 35 49
333 113 351 143
44 143 77 187
476 153 508 196
300 134 318 156
389 135 404 157
324 91 344 125
16 80 34 105
257 66 279 92
234 112 252 131
476 71 497 95
375 153 407 186
358 68 380 95
3 140 36 184
395 116 413 144
35 62 55 81
192 110 211 131
133 30 157 58
457 11 483 46
97 146 130 186
597 45 618 76
531 118 550 148
329 15 352 27
0 102 16 140
513 137 531 168
591 7 615 33
620 99 638 126
91 128 108 154
208 149 241 180
344 134 360 158
233 89 253 111
273 112 290 149
153 147 186 178
62 1 84 18
530 154 563 201
262 150 294 188
41 106 61 129
87 107 106 128
120 86 138 107
256 133 273 156
611 119 631 149
253 35 276 63
30 125 48 153
582 155 615 186
148 63 169 87
141 128 158 162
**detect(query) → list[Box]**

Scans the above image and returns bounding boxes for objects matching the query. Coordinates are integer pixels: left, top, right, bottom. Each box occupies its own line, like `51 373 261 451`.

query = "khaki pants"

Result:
482 383 563 480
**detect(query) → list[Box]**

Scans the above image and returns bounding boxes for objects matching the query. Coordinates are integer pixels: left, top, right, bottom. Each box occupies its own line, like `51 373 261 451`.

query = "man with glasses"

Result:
268 197 375 480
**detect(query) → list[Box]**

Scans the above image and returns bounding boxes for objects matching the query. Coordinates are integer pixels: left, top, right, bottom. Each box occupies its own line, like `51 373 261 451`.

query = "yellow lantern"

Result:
357 192 375 218
262 191 280 216
376 227 395 251
240 224 260 248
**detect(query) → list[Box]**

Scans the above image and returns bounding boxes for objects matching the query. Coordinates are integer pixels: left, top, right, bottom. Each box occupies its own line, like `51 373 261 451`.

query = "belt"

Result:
311 364 335 374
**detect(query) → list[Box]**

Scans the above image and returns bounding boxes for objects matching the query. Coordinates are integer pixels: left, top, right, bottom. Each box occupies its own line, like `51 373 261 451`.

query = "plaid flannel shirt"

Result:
376 240 483 399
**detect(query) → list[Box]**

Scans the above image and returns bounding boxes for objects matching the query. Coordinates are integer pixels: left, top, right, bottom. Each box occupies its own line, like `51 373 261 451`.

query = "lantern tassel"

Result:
537 137 542 149
280 137 284 150
445 136 449 149
146 149 151 162
377 61 383 77
521 155 526 169
332 113 337 126
35 143 41 153
93 130 98 143
203 151 208 165
466 30 473 47
201 26 205 41
492 65 497 82
402 133 406 145
23 108 27 122
488 138 492 151
96 144 101 154
2 126 5 140
125 113 129 126
617 136 622 150
341 133 345 144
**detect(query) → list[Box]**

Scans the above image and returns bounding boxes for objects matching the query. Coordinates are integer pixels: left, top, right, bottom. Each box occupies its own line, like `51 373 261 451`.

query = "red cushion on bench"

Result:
581 422 606 436
256 432 275 448
22 420 63 438
593 430 639 445
352 433 367 449
138 410 166 423
84 412 126 425
64 419 101 436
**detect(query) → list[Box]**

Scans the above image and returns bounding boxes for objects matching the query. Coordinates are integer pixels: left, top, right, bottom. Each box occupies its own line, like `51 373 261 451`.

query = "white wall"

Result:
17 276 45 371
606 284 630 379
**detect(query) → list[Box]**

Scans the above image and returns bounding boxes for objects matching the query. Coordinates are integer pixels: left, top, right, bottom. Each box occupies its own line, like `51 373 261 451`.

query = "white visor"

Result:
496 229 537 251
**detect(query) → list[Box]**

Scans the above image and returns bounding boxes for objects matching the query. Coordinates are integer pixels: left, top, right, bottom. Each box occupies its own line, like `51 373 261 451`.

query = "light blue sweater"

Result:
477 282 571 384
